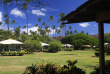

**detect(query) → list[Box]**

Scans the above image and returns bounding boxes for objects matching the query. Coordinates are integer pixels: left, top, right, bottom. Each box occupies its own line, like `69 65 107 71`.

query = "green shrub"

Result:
9 52 13 56
94 51 99 57
95 48 99 51
12 51 18 56
18 50 25 56
66 48 73 51
43 49 48 52
24 40 42 51
1 51 6 56
90 60 110 74
49 41 62 53
24 60 85 74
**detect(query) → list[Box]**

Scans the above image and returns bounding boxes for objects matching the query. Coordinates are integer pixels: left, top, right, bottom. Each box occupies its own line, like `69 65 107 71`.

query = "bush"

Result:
90 60 110 74
66 48 73 51
95 48 99 51
9 52 13 56
48 41 62 53
94 51 99 57
43 49 48 52
24 60 85 74
1 51 6 56
12 51 18 56
18 50 25 56
24 40 42 51
1 50 25 56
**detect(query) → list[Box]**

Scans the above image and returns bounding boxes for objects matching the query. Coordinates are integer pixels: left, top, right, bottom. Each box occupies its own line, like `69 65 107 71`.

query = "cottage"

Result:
0 39 24 52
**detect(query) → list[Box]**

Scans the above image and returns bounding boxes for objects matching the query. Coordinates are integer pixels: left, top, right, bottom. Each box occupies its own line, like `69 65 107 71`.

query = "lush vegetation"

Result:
61 33 99 50
24 60 85 74
48 41 63 53
24 40 42 52
1 50 25 56
0 50 109 74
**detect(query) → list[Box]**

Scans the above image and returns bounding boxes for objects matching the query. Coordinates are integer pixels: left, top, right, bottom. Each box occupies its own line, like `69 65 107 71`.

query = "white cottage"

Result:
0 39 24 51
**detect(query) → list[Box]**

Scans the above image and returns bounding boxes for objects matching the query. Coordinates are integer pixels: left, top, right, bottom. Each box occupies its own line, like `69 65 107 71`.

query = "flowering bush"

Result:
24 60 85 74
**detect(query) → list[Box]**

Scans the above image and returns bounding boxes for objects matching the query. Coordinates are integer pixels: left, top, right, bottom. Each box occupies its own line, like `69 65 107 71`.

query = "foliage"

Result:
1 50 25 56
24 40 42 51
104 33 110 43
24 60 85 74
66 48 73 51
90 60 110 74
61 33 99 50
94 51 99 57
49 41 62 53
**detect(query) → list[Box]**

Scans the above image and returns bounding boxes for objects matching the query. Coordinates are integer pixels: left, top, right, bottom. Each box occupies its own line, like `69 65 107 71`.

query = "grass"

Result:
0 50 109 74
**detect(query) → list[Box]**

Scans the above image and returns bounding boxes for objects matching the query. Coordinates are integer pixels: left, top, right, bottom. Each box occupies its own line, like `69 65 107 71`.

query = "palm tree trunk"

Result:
27 8 28 34
52 21 54 38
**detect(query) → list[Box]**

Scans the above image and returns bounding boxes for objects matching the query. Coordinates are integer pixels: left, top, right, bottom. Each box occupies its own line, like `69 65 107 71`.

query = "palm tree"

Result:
22 2 28 34
0 22 2 29
67 30 70 36
35 24 38 34
38 26 41 35
49 16 54 37
70 31 73 35
12 20 16 31
60 25 63 36
23 26 26 33
69 26 72 30
53 25 56 37
4 14 10 30
74 30 78 34
38 18 42 28
42 22 46 28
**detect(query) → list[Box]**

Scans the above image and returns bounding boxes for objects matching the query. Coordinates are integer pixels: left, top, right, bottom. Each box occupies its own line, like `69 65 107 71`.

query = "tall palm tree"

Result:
35 24 38 34
22 2 29 34
0 22 2 29
70 31 73 35
69 26 72 31
49 16 54 37
38 18 42 28
23 26 26 33
74 30 78 34
12 20 16 31
4 14 10 30
67 30 70 36
53 25 56 37
42 22 46 28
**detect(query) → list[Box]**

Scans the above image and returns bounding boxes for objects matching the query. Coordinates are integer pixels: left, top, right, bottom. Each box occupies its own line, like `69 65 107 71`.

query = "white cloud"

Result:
79 23 90 27
41 8 47 11
0 12 2 22
94 25 97 26
21 26 39 35
32 10 45 16
10 8 25 18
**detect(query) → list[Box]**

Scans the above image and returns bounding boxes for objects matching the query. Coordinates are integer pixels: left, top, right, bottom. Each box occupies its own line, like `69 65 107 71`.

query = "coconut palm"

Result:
74 30 78 34
22 2 29 34
70 31 73 35
0 22 2 29
69 26 72 30
4 14 10 30
67 30 70 36
12 20 16 31
53 25 56 37
49 16 54 37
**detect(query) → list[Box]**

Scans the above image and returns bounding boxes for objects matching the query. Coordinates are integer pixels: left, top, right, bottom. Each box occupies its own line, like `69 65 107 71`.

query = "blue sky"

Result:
0 0 110 36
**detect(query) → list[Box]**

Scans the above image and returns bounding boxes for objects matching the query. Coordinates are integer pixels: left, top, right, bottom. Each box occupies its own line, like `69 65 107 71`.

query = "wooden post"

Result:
98 22 105 74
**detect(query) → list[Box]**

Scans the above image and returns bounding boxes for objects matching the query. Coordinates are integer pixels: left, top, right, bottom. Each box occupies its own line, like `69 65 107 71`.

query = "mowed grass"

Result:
0 50 110 74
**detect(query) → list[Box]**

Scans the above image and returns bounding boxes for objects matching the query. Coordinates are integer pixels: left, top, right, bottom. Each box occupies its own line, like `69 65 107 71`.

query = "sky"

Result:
0 0 110 36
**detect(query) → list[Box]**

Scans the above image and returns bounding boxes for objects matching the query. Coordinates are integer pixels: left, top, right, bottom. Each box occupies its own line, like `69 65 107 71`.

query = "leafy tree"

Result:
81 31 84 34
49 41 62 53
24 40 42 51
61 33 99 50
104 33 110 43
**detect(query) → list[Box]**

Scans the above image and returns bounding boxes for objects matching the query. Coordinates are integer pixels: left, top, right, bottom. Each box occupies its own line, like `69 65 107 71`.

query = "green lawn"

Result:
0 50 109 74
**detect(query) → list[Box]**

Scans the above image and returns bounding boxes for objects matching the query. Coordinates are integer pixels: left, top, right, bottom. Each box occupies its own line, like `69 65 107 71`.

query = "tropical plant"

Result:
49 16 54 37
